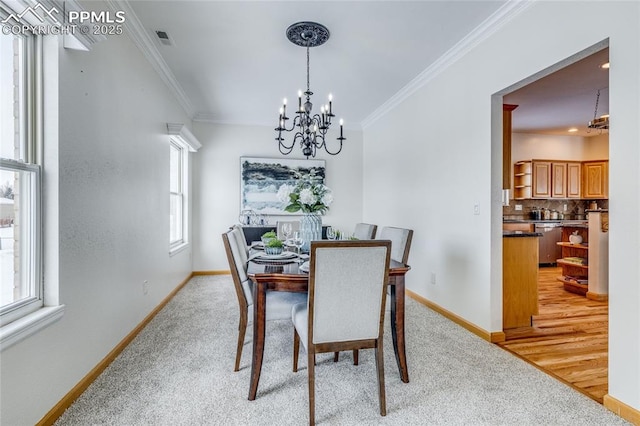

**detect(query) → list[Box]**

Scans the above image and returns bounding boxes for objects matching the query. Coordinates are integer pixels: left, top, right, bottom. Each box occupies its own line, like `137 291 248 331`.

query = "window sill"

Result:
169 242 189 257
0 305 65 352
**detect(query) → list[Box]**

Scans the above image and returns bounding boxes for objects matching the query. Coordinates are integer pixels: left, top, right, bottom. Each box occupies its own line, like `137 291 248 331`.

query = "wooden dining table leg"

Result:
390 275 409 383
248 279 267 400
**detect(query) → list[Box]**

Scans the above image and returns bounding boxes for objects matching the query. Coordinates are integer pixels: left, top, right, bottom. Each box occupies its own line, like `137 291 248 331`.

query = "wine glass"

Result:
281 222 292 244
291 231 304 256
326 226 336 240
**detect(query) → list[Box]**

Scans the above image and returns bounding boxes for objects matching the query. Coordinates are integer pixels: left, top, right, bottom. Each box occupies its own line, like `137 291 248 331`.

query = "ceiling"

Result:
504 47 610 137
126 1 506 127
124 1 608 135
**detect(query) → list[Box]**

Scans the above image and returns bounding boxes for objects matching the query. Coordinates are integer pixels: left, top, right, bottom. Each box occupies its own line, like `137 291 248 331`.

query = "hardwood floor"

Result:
498 266 609 403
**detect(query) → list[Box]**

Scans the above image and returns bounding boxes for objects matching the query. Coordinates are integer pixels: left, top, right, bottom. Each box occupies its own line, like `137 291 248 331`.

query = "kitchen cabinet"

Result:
567 162 582 198
582 160 608 199
525 160 585 199
512 161 532 200
503 234 539 329
551 162 567 198
532 161 551 198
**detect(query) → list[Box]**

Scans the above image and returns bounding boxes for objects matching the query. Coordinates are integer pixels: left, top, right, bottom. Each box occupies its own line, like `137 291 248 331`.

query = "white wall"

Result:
191 122 364 271
0 26 194 426
362 1 639 410
512 132 609 163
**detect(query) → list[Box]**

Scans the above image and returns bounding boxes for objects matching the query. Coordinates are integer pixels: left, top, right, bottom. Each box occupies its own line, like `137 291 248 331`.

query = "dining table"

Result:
246 252 411 401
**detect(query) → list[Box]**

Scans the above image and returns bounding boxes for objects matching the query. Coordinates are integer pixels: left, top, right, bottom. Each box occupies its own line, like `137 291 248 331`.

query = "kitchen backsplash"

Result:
503 199 609 220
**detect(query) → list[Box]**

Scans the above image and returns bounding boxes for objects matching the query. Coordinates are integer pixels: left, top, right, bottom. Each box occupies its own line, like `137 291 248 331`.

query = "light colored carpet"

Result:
55 275 628 425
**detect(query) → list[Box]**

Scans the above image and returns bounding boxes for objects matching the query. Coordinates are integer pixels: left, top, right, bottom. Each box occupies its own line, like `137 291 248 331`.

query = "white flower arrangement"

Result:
276 171 333 214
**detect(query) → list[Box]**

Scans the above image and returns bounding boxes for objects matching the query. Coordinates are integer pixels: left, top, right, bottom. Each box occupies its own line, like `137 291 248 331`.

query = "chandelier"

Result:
587 89 609 132
276 22 345 159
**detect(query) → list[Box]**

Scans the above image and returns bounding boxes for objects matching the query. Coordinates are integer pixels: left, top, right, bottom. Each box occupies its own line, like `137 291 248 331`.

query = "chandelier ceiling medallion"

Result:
276 21 345 159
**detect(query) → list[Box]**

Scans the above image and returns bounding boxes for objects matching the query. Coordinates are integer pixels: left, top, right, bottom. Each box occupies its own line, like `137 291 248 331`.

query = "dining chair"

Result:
334 226 413 365
276 220 300 240
378 226 414 264
353 222 377 240
222 228 306 372
291 240 391 425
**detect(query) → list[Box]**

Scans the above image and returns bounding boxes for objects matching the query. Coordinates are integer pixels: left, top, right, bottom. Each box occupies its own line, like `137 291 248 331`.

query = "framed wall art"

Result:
240 157 326 215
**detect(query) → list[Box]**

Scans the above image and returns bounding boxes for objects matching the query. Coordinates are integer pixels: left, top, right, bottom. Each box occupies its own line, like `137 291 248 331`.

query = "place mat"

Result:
249 251 298 264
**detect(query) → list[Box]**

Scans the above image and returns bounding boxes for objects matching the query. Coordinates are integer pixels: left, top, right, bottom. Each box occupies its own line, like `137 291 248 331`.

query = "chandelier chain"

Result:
306 46 310 93
593 89 600 121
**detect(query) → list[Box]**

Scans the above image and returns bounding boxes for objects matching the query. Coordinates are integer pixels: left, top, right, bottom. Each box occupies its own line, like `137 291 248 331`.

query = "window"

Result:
166 123 200 256
169 140 186 250
0 29 42 325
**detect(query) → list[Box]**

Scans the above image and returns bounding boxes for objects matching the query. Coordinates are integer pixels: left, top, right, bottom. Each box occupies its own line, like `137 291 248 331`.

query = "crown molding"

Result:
361 0 534 129
105 0 196 118
167 123 201 152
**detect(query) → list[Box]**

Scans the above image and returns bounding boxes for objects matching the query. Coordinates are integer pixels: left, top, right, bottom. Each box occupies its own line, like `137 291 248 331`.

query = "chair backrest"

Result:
378 226 413 264
354 223 377 240
308 240 391 344
276 220 300 240
231 224 249 257
222 228 253 307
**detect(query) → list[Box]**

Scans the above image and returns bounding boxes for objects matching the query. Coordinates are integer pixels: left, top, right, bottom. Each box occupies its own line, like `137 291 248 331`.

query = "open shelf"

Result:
557 275 588 296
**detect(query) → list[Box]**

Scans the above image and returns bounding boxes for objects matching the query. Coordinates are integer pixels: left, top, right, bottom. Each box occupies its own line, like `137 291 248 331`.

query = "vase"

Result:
300 213 322 252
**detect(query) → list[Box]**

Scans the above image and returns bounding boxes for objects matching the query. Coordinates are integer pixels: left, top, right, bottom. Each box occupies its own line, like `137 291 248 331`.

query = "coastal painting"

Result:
240 157 326 215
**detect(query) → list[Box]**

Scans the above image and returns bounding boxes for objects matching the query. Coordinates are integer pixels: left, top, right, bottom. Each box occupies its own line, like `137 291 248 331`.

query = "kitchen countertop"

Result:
503 231 543 238
503 219 588 225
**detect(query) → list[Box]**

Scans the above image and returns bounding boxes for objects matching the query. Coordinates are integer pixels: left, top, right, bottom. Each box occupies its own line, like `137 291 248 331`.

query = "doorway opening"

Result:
493 39 610 403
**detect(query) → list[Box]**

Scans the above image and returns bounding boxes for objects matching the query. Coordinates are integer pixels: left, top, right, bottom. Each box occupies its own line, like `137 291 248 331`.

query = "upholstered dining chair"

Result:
334 226 413 365
353 222 377 240
379 226 414 264
291 240 391 425
222 228 306 372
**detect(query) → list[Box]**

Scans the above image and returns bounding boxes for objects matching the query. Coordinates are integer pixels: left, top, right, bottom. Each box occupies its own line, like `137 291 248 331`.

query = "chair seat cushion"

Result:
265 292 307 321
291 302 309 350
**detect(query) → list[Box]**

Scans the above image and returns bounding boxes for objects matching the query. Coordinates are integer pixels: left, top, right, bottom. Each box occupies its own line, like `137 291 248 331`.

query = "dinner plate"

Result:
252 251 297 261
299 261 310 273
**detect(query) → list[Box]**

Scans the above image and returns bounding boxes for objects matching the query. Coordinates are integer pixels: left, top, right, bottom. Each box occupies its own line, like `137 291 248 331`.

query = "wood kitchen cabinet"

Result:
551 162 567 198
567 161 582 198
503 235 539 329
532 161 551 198
529 160 583 199
582 160 608 199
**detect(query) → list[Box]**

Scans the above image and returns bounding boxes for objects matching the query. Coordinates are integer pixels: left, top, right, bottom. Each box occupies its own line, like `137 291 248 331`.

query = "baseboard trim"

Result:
604 394 640 425
37 272 195 426
407 290 506 343
587 291 609 302
192 270 230 276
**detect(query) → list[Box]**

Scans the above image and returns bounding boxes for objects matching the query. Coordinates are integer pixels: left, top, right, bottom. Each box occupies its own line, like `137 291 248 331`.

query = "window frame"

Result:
0 28 43 325
0 13 64 351
169 138 187 254
0 159 42 324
